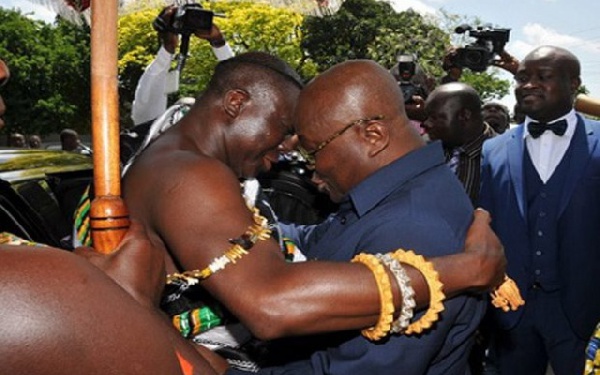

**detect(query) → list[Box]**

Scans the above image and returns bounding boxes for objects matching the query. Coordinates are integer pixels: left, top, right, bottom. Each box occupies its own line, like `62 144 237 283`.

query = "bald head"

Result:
294 60 424 202
523 46 580 78
422 82 484 148
428 82 482 114
296 60 409 133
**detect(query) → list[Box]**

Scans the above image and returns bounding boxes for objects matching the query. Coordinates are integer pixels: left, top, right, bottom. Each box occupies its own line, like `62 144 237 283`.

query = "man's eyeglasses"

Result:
297 115 385 167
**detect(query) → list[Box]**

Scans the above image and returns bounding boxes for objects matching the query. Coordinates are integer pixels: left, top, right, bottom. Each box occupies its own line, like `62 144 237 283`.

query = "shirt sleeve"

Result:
212 42 235 61
131 46 173 126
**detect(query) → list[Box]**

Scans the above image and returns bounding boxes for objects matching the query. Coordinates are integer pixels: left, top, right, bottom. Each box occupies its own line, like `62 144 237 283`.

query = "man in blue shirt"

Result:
227 60 486 374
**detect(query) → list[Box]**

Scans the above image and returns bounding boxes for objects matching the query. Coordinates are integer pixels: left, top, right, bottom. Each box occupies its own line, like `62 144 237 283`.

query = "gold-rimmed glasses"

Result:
297 115 384 167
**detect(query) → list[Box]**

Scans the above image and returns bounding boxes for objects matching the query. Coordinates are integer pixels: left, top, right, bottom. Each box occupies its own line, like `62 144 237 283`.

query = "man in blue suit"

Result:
480 45 600 375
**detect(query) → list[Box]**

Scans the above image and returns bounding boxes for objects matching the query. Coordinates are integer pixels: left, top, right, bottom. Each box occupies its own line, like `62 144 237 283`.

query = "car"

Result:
0 148 93 249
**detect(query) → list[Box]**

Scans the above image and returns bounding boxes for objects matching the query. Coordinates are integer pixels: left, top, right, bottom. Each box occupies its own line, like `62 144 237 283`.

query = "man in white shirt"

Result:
131 5 234 126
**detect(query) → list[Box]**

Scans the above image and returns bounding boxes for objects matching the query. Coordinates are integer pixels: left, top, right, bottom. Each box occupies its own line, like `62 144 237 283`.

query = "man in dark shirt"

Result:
422 82 496 206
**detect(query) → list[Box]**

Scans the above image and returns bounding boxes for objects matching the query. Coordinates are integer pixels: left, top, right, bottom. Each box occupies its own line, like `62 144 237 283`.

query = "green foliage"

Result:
302 0 449 78
0 8 91 137
302 0 510 99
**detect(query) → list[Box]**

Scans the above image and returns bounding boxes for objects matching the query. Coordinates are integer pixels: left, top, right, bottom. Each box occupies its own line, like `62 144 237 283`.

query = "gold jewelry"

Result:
376 253 416 334
490 275 525 312
166 208 271 285
391 249 445 335
351 253 395 341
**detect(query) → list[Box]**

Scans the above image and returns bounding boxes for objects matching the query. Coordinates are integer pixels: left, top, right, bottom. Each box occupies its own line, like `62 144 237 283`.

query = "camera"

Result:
153 2 214 35
171 2 214 35
391 54 427 104
451 25 511 72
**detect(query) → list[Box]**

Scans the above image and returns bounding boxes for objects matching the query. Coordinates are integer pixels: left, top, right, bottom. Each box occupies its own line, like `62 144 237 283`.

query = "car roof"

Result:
0 149 92 183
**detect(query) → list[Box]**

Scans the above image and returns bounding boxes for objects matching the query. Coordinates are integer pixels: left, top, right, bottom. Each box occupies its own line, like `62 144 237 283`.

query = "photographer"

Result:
130 4 233 127
390 54 429 125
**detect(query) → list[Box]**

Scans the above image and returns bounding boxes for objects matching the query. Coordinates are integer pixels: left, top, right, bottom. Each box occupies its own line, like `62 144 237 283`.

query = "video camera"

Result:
153 1 214 35
391 54 426 104
451 24 511 72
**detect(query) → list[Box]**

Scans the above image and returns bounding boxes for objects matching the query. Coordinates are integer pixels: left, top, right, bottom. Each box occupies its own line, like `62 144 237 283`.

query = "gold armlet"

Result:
166 208 271 285
351 253 395 341
391 249 445 335
490 275 525 312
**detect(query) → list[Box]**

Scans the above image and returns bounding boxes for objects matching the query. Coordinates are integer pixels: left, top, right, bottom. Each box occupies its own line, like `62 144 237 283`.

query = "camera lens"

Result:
464 50 484 65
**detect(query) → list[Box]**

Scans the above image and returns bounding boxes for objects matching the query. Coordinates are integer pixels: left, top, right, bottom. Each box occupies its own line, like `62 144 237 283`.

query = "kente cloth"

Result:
585 322 600 375
0 232 48 247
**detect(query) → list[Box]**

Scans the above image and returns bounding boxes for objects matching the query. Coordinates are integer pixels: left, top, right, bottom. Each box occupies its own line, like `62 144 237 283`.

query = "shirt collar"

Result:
461 123 497 158
347 142 445 217
522 109 577 140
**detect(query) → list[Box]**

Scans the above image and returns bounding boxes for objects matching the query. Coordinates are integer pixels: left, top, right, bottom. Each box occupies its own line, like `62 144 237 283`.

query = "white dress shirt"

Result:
523 109 578 183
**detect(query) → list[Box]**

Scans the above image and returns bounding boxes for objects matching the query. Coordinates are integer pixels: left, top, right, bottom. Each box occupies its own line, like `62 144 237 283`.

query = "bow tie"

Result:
527 119 568 138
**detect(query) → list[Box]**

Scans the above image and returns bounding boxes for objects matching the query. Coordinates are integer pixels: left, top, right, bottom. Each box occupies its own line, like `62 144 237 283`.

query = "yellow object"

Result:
166 208 271 285
391 249 446 335
490 275 525 312
351 253 395 341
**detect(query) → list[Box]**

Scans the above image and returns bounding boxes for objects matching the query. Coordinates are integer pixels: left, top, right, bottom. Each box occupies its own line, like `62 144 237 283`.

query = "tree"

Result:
0 8 91 137
301 0 510 100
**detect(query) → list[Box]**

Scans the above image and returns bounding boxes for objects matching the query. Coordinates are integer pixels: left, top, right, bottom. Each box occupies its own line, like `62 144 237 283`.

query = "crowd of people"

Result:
0 4 599 375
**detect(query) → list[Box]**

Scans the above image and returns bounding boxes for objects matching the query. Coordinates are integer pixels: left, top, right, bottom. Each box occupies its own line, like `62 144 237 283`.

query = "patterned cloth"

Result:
444 123 497 206
585 322 600 375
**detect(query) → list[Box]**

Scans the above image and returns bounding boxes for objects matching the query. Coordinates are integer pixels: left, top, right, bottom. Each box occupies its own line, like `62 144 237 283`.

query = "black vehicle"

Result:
0 149 93 248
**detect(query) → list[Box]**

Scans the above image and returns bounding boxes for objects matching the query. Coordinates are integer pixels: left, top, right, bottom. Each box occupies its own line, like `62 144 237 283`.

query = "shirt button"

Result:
541 192 547 198
340 217 347 224
539 211 546 217
536 251 542 256
535 269 541 275
537 230 543 237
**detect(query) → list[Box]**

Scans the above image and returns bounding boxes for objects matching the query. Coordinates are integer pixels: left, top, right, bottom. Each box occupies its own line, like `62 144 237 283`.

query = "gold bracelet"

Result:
166 208 271 285
351 253 395 341
391 249 445 335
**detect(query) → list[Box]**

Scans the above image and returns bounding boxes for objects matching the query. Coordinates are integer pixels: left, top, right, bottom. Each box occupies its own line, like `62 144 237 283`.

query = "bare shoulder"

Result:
124 147 260 272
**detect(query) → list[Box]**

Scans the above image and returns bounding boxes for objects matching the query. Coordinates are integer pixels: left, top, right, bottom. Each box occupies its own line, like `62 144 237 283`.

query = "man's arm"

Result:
148 162 505 340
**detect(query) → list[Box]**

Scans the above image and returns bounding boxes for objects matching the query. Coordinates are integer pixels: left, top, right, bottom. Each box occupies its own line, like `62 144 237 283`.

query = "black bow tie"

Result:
527 119 568 138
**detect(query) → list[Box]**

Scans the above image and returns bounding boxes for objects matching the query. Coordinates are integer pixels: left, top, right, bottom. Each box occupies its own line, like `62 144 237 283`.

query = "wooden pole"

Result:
89 0 129 253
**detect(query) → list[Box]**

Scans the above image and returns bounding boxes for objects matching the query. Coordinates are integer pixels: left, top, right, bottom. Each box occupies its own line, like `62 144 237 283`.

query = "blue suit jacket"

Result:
479 114 600 339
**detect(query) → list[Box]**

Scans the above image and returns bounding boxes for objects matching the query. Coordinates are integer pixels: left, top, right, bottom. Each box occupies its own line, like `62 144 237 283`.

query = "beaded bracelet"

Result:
376 253 416 334
351 253 395 341
166 207 271 285
391 249 445 335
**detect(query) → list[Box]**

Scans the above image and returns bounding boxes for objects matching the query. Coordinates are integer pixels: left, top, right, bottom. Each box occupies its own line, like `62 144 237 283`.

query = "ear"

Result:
362 120 389 157
223 89 250 119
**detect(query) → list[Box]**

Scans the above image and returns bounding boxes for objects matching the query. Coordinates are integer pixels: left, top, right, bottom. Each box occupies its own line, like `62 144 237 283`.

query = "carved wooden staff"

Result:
89 0 130 253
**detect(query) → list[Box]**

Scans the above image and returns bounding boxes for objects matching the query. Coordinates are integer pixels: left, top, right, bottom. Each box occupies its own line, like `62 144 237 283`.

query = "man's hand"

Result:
464 208 506 291
491 50 519 75
194 24 226 47
75 221 165 308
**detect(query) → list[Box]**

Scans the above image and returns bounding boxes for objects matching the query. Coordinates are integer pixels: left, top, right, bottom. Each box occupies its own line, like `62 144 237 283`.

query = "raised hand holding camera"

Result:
450 24 511 72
